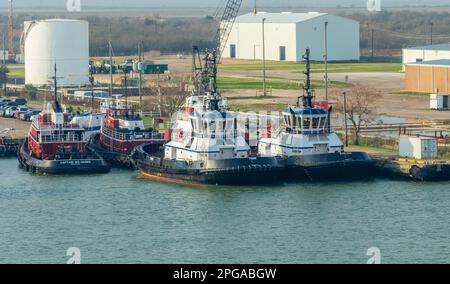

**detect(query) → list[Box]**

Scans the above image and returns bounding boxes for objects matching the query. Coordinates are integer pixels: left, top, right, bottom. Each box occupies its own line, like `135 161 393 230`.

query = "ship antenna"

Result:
302 48 314 108
49 63 63 112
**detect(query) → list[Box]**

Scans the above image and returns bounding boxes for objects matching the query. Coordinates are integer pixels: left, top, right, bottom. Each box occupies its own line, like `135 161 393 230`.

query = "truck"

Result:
89 60 116 74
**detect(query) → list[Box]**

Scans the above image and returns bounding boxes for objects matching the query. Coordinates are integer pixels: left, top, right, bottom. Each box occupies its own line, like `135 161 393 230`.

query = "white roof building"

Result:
402 43 450 71
223 12 360 62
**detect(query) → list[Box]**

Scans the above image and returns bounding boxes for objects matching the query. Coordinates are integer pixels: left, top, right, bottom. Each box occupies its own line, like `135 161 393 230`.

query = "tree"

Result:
24 84 38 100
0 65 9 96
331 84 381 145
157 87 189 117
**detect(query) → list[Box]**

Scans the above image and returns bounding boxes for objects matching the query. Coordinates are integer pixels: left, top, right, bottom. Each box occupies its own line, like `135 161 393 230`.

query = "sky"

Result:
1 0 450 9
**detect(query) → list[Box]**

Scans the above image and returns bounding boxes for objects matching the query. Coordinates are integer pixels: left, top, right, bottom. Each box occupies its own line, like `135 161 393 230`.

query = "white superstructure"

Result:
164 94 250 162
258 105 343 158
23 19 90 86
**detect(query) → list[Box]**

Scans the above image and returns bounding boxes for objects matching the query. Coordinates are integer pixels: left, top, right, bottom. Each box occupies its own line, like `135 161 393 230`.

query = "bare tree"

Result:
331 84 381 145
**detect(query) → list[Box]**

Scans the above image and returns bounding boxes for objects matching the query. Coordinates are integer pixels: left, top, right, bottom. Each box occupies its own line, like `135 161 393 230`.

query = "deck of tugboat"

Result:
101 125 164 141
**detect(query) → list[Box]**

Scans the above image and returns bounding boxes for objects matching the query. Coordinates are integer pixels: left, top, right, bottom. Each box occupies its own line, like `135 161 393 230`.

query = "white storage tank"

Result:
430 94 449 110
23 19 89 87
399 135 438 160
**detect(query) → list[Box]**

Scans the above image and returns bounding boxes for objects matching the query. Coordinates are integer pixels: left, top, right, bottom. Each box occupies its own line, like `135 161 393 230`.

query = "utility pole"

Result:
430 21 434 45
324 21 328 101
371 28 374 58
109 40 113 98
262 18 266 97
343 91 349 148
2 33 7 96
89 71 95 111
8 0 14 62
138 41 143 111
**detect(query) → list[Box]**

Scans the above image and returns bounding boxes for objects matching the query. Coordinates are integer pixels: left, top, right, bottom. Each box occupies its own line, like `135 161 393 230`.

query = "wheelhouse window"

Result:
312 117 320 129
302 117 311 131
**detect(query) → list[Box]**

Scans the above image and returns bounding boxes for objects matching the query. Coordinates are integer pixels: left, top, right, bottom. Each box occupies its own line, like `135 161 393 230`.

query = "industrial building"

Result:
402 44 450 71
23 19 90 87
223 12 360 62
405 59 450 94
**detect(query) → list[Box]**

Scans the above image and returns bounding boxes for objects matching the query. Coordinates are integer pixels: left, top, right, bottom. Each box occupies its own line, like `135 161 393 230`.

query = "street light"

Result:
262 18 266 97
324 21 328 101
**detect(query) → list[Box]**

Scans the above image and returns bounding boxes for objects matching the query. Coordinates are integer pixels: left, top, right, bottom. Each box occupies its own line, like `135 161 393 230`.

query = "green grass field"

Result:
217 76 347 91
6 64 25 78
220 61 402 73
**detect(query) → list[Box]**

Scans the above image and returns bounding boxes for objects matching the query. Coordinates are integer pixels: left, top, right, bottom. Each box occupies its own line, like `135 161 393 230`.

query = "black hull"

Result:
410 164 450 182
0 148 18 158
87 141 136 169
132 145 283 186
280 152 376 181
19 141 111 175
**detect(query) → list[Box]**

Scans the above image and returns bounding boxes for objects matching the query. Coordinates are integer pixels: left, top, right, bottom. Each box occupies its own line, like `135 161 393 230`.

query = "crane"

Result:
192 0 243 111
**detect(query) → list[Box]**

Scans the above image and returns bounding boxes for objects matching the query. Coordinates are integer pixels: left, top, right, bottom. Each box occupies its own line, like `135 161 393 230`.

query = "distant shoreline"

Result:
1 5 450 16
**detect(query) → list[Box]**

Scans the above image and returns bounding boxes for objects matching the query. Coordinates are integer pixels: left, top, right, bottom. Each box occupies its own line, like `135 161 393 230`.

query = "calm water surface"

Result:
1 158 450 264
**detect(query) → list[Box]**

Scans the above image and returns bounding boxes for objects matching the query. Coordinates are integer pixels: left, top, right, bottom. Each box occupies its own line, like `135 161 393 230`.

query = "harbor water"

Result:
1 158 450 264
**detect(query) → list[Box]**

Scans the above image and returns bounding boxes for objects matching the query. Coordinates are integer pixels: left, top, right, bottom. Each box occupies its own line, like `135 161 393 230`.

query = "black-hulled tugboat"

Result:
258 48 375 181
132 51 282 185
18 66 110 175
88 100 165 168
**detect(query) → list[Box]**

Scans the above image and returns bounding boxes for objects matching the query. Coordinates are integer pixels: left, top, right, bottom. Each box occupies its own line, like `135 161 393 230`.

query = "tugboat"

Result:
88 100 165 168
258 48 375 181
18 65 110 175
132 52 282 185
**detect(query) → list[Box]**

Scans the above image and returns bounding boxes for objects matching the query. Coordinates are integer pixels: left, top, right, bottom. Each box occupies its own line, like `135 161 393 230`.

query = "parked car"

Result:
13 106 30 119
29 114 39 122
0 98 13 106
20 110 41 121
7 98 27 107
0 105 9 116
4 106 18 117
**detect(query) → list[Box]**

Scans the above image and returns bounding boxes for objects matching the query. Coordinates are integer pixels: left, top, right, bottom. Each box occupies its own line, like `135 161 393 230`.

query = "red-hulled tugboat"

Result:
88 100 165 168
18 65 110 175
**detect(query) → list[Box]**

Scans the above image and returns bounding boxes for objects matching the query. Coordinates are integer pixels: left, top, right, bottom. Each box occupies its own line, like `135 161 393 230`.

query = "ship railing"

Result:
101 126 163 141
33 120 83 131
39 135 85 143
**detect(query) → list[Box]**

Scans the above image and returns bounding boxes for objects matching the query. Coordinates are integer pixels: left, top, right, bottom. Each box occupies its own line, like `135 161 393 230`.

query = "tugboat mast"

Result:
49 64 62 112
301 48 314 108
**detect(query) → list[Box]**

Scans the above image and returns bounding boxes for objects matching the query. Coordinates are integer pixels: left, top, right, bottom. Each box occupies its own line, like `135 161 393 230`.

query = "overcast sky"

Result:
1 0 450 8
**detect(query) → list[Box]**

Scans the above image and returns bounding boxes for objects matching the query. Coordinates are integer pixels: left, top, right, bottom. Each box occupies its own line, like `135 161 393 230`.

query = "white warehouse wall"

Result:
296 15 360 61
24 19 90 87
223 13 360 62
225 22 297 61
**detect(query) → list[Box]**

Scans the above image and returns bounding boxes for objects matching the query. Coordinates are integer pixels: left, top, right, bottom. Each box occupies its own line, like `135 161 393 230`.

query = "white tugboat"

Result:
132 50 282 185
258 48 375 181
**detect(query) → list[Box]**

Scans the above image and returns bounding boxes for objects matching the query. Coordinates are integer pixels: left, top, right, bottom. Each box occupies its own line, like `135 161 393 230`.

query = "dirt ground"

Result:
0 117 31 139
133 55 448 122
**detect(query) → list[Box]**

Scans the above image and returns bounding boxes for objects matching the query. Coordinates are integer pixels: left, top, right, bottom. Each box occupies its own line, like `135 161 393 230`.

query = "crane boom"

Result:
214 0 243 61
192 0 242 107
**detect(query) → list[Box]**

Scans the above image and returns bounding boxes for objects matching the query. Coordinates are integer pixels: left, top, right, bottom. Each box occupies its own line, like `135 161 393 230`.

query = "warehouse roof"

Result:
407 59 450 67
404 43 450 51
235 12 328 24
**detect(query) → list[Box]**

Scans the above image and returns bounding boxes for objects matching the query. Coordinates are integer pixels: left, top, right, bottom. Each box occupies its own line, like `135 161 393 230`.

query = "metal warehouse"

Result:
405 59 450 94
223 12 360 62
402 44 450 71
